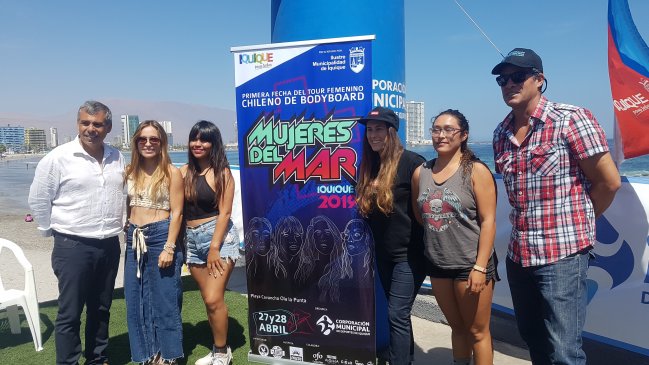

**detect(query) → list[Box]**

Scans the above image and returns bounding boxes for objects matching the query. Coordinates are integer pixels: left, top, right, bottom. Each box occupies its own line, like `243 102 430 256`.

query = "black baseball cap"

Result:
491 48 543 75
358 106 399 131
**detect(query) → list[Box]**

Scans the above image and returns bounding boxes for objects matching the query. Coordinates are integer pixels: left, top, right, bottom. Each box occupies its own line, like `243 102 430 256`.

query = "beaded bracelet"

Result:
163 243 175 254
472 264 487 274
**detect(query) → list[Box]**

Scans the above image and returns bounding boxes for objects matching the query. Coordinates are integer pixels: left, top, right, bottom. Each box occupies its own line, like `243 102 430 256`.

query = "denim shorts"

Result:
185 218 240 265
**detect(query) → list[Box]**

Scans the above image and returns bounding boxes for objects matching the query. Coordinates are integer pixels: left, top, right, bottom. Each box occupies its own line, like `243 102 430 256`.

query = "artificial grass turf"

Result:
0 275 250 364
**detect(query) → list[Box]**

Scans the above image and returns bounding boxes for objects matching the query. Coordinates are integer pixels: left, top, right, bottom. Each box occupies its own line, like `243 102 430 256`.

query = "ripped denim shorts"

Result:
185 218 240 265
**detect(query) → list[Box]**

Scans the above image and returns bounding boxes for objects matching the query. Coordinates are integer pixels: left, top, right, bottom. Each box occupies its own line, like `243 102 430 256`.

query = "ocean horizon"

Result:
1 142 647 216
220 141 649 178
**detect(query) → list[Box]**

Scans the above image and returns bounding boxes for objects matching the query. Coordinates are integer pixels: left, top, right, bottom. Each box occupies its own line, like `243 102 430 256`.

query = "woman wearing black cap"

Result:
355 106 426 365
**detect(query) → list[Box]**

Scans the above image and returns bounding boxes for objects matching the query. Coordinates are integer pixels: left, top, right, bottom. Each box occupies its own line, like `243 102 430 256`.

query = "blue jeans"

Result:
506 251 590 365
376 259 426 365
125 219 184 363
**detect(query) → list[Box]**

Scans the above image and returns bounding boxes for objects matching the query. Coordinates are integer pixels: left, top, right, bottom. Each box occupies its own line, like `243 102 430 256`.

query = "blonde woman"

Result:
355 107 426 365
124 120 184 364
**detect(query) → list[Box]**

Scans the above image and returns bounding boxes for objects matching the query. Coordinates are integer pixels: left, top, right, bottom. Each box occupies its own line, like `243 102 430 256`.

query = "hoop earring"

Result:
541 79 548 94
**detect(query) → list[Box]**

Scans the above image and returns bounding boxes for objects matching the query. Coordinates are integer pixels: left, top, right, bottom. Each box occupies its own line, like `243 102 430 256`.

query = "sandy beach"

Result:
0 153 45 162
0 214 125 304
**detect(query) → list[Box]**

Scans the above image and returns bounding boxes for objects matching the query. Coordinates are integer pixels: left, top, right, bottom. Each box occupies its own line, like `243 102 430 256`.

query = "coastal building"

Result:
0 124 25 153
160 120 174 147
121 114 140 148
25 128 47 152
225 121 238 149
405 101 425 144
112 135 124 148
50 127 58 148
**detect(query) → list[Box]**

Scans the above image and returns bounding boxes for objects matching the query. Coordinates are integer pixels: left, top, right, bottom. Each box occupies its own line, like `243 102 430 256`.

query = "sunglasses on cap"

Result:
496 70 538 87
136 136 161 145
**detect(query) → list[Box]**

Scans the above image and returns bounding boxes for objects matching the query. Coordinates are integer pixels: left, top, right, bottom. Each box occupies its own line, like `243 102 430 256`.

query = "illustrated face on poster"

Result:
276 216 304 258
343 219 370 256
312 217 337 256
248 217 272 256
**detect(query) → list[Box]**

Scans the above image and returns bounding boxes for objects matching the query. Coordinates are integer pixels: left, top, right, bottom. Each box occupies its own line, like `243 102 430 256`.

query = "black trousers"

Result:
51 232 121 365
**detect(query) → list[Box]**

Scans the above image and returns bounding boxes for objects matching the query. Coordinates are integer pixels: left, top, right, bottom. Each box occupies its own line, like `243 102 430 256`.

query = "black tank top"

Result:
184 175 219 220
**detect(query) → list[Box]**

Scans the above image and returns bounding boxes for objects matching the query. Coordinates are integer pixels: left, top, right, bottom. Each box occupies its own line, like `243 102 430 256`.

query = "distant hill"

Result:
0 99 237 146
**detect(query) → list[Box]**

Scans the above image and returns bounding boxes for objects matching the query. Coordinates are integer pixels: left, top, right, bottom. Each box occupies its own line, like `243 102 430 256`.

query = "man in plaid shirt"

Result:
492 48 621 365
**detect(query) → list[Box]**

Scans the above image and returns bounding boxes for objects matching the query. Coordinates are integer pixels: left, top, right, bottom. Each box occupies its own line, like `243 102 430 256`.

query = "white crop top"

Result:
127 179 170 211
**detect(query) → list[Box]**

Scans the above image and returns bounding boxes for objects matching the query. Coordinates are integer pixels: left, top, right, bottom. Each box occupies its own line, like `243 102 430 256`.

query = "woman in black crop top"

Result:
181 121 239 365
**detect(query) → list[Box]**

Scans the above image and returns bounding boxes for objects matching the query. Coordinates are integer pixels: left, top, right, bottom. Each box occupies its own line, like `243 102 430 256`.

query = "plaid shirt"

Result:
493 96 609 267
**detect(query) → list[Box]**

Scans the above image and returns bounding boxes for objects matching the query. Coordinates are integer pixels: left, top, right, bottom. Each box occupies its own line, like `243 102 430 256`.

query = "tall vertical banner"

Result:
232 36 375 365
271 0 407 142
271 1 405 350
608 0 649 160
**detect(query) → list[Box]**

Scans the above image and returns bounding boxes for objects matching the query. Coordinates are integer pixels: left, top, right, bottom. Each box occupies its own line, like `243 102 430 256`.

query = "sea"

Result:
166 141 649 177
1 142 648 215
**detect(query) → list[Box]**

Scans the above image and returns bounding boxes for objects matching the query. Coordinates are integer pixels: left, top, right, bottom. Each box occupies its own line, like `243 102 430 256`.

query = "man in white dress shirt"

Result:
29 100 125 365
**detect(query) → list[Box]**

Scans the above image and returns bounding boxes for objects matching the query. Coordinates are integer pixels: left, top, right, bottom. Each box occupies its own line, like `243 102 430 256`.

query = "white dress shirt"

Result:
28 137 126 239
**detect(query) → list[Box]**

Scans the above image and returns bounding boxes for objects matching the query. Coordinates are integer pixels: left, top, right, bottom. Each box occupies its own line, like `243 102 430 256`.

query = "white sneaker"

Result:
210 346 232 365
194 350 214 365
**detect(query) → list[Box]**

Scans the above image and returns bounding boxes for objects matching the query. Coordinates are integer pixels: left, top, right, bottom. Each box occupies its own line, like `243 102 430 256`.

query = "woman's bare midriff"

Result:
128 206 171 226
186 215 217 229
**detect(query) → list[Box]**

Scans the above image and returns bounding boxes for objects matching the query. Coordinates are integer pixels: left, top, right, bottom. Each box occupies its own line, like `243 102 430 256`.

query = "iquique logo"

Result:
239 52 274 64
587 216 635 304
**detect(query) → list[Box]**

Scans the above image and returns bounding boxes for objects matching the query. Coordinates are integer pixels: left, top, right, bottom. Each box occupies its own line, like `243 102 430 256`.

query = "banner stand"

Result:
232 35 377 365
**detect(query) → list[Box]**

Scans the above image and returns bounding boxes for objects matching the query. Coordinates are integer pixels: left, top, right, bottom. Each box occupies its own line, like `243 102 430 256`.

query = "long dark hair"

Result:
184 120 230 207
432 109 477 183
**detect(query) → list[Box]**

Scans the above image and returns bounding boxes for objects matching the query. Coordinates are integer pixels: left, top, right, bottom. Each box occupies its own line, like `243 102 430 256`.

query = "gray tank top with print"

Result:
417 159 482 269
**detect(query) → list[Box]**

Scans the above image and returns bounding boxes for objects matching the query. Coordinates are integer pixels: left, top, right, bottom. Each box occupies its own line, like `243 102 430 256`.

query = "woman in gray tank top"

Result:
412 109 498 365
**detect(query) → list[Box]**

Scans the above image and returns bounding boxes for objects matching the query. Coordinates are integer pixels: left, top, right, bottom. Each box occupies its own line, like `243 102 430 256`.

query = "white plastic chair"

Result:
0 238 43 351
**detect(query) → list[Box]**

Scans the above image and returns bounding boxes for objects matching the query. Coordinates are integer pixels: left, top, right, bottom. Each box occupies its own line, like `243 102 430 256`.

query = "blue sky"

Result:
1 0 648 141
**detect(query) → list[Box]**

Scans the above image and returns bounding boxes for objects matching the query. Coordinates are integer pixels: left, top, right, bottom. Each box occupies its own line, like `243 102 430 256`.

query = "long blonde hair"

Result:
355 126 403 217
124 120 171 201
